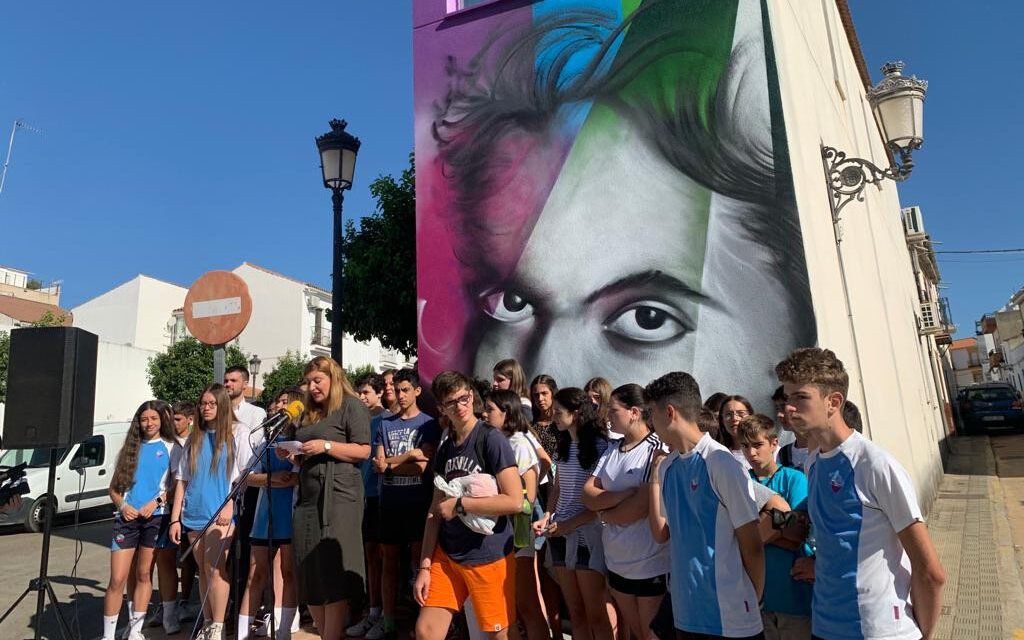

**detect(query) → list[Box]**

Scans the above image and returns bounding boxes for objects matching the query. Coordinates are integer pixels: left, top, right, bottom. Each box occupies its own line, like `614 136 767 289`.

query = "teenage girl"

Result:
238 387 303 640
716 395 755 470
582 385 669 640
101 400 177 640
169 384 252 640
483 389 548 640
492 358 534 422
534 388 612 640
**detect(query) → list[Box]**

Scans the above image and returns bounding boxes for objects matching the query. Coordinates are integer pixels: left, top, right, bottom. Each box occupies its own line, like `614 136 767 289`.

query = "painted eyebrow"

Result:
583 269 709 305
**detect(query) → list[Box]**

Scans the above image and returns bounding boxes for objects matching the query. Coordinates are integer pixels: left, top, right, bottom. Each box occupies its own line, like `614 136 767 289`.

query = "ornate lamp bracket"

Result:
821 145 913 223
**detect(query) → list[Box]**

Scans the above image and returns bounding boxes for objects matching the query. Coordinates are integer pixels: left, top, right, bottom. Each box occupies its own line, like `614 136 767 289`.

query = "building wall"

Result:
769 0 944 504
71 277 142 346
133 278 189 352
232 264 306 374
412 0 946 505
93 342 160 421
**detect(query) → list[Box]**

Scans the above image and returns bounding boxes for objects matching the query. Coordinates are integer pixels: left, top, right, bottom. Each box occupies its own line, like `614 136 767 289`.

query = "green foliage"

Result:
25 278 42 290
345 363 377 384
147 337 248 403
258 351 307 404
341 152 417 358
31 310 67 327
0 331 8 403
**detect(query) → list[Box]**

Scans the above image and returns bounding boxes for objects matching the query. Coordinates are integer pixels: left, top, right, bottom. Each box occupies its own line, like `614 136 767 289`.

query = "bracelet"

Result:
169 520 180 526
418 566 431 572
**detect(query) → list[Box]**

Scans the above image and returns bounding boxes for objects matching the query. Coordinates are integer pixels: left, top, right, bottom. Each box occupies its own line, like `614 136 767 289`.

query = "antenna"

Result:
0 119 41 196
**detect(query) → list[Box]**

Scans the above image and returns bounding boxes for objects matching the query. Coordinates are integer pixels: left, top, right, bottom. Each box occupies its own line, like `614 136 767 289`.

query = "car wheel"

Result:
24 495 53 533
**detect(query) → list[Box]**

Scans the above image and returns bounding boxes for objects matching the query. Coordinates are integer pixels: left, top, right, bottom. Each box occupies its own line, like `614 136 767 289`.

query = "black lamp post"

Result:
248 354 261 400
315 119 361 365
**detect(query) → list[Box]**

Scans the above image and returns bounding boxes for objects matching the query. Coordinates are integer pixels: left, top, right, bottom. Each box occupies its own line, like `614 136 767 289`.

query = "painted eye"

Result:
604 303 690 343
480 290 534 323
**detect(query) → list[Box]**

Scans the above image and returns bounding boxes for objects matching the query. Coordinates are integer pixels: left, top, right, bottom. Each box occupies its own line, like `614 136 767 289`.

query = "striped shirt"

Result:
554 438 608 522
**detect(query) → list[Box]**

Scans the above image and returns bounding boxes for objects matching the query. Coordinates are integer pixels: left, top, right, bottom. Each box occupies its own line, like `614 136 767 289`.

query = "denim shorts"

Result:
546 520 605 572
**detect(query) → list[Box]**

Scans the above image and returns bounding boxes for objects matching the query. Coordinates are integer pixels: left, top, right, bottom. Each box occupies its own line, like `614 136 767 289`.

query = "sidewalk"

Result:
928 435 1024 640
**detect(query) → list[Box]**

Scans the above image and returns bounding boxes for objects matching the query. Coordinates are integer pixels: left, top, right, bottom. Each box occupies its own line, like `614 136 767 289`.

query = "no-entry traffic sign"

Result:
183 271 253 345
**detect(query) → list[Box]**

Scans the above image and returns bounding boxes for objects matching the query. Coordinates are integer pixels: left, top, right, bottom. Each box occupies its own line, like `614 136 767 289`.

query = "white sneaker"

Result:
346 614 381 637
365 618 387 640
291 614 301 633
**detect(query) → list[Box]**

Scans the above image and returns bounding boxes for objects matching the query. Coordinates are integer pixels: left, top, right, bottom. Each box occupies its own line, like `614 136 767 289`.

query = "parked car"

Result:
0 421 130 532
957 383 1024 434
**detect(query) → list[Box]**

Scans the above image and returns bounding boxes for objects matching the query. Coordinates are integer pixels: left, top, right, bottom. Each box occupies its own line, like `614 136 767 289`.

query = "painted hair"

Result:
487 389 530 436
432 1 814 345
302 356 356 425
716 394 755 451
188 384 238 478
111 400 175 495
553 387 608 470
493 358 529 399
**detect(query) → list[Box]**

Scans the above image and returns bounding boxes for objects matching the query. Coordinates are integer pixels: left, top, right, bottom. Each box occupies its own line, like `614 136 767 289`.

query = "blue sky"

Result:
1 1 1020 340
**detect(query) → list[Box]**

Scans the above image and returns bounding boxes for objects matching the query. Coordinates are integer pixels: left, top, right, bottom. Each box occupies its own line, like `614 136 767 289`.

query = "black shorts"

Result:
111 513 169 551
363 497 381 544
250 538 291 547
377 495 428 546
607 570 667 598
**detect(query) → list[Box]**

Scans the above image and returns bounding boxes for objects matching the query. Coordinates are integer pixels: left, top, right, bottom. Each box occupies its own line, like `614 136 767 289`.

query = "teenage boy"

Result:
737 415 811 640
776 347 945 640
373 370 440 639
357 373 388 417
413 370 522 640
645 371 765 640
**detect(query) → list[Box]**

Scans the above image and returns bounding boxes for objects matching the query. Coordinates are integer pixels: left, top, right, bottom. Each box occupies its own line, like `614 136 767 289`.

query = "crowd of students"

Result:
99 346 946 640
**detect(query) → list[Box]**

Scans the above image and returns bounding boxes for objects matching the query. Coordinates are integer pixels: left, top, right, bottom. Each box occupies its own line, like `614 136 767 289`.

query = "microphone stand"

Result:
181 416 292 639
264 422 277 640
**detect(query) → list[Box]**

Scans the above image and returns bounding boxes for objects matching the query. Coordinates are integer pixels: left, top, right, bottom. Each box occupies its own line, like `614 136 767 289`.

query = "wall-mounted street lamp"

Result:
822 61 928 220
315 119 361 365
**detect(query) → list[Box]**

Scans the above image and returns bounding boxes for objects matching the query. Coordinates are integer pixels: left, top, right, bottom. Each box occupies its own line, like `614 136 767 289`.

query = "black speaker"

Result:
3 326 98 449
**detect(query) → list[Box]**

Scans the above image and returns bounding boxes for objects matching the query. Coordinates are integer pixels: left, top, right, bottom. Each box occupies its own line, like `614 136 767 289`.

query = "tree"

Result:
147 337 248 403
340 152 417 358
258 351 307 405
345 363 377 383
31 310 67 327
0 331 8 403
26 278 42 290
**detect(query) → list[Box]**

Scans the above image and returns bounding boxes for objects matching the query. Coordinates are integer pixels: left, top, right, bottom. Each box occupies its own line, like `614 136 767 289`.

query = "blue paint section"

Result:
532 0 626 137
809 451 865 640
663 453 722 635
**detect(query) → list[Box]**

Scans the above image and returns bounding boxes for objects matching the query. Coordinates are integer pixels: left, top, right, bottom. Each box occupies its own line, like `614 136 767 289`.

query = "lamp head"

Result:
867 61 928 155
316 119 362 191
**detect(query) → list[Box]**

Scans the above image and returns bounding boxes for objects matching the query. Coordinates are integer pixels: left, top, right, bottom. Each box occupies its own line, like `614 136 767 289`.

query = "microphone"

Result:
249 400 305 435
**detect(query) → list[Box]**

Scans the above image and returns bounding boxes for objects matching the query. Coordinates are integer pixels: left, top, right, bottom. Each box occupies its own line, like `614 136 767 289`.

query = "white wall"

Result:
134 278 189 352
92 341 159 422
770 0 945 507
233 263 306 374
71 277 142 346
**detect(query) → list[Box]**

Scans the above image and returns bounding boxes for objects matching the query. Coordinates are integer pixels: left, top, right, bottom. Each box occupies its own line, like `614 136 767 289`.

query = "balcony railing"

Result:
311 327 332 347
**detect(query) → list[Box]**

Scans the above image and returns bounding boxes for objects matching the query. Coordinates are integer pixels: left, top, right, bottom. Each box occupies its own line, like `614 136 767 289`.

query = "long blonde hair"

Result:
188 384 238 478
301 356 357 425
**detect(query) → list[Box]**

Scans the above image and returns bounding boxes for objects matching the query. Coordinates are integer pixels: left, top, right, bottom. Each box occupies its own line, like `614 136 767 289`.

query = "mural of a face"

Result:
415 0 816 402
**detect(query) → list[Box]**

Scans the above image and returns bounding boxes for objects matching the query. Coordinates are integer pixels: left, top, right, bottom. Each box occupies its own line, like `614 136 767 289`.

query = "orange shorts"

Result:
423 548 516 632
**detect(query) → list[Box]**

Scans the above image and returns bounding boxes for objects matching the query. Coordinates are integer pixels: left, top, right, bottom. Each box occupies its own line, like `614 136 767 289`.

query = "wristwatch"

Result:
455 497 466 516
323 441 333 452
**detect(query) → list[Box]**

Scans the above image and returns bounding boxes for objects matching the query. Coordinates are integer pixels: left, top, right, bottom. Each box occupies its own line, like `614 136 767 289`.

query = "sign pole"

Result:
214 344 226 385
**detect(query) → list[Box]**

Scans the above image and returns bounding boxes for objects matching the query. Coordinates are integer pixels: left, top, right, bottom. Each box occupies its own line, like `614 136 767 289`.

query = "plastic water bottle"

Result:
513 496 532 549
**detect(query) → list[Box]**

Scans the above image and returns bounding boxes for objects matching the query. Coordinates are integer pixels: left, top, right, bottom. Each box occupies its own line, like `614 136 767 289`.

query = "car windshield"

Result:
0 447 69 469
966 389 1017 402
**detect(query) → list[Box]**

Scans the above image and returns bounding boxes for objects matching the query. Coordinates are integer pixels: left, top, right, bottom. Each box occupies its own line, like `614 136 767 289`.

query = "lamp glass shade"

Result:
873 91 924 151
319 146 358 190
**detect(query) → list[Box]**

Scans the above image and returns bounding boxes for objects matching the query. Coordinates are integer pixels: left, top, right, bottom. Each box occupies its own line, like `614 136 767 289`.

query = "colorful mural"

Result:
414 0 816 398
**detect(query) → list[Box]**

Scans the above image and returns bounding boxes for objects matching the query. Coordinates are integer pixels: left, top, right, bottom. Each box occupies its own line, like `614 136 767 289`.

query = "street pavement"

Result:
2 435 1024 639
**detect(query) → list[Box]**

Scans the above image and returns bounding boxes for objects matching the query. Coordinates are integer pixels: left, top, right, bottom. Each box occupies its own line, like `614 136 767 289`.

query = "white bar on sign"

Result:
192 297 242 318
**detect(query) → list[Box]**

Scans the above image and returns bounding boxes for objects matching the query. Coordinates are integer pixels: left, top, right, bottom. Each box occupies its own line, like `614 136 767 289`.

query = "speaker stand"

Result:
0 449 74 640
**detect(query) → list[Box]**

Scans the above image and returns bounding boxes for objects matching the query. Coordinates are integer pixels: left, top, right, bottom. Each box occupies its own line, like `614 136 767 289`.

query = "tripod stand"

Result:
0 448 73 640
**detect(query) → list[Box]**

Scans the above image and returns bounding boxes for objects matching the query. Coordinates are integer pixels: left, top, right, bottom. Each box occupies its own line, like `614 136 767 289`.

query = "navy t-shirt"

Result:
377 412 441 505
434 422 516 566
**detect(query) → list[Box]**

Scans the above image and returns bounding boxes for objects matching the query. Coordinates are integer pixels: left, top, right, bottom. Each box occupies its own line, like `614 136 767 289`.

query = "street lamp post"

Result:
316 119 361 365
248 354 262 401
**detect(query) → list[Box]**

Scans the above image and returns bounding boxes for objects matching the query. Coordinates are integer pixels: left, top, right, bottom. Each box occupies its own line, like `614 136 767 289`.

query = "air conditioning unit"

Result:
902 206 925 237
919 301 941 334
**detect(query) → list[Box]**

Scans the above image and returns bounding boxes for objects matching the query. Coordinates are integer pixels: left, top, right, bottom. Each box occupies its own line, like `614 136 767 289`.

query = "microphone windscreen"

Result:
283 400 305 420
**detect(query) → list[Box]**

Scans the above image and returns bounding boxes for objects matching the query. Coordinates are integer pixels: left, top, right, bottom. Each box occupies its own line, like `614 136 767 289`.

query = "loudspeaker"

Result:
3 326 98 449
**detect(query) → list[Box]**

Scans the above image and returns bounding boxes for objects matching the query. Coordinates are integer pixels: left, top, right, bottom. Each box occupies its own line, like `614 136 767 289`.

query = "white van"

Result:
0 421 130 532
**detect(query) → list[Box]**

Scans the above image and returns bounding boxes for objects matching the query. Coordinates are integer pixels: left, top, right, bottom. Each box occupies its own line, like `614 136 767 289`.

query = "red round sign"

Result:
183 271 253 345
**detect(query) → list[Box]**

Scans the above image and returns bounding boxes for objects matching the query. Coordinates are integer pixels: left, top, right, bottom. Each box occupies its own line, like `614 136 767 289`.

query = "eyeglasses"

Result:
442 393 473 412
200 401 218 408
723 410 750 419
